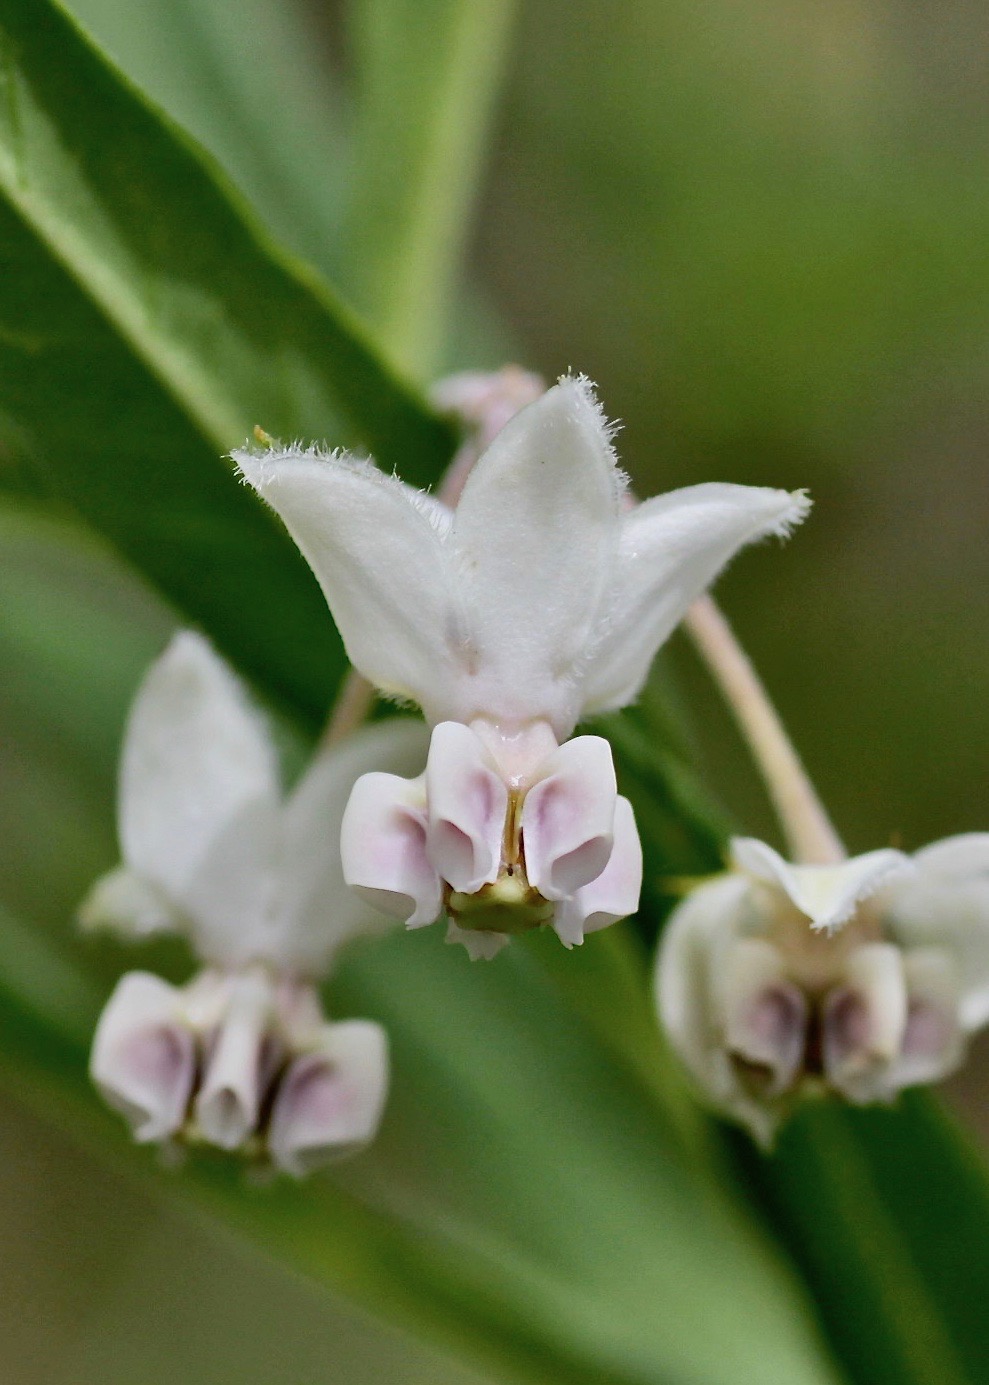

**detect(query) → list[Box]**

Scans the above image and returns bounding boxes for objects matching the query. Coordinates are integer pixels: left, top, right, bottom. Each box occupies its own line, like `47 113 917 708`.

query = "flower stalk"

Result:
684 593 845 867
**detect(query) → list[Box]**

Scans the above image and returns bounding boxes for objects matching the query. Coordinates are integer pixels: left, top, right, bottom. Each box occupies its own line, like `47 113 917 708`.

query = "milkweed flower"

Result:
236 377 809 957
656 833 989 1144
81 631 425 1174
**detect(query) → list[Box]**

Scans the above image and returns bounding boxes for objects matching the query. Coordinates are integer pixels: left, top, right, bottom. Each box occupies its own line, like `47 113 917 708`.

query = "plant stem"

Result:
319 669 375 752
684 594 845 865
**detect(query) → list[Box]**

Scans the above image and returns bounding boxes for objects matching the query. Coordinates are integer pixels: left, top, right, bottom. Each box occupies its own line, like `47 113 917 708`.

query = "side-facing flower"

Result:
236 376 808 956
656 833 989 1143
81 631 427 1174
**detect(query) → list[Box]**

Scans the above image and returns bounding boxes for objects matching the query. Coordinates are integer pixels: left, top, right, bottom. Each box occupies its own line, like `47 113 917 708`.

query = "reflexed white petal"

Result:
235 447 465 721
268 1020 389 1176
452 378 624 735
341 771 442 928
78 866 180 940
444 919 510 960
581 485 811 715
656 874 785 1142
119 631 278 926
425 722 507 894
195 971 276 1150
90 972 195 1143
523 735 618 902
179 796 278 968
823 943 907 1103
266 719 430 974
718 939 807 1096
883 834 989 1030
731 837 913 931
552 795 642 947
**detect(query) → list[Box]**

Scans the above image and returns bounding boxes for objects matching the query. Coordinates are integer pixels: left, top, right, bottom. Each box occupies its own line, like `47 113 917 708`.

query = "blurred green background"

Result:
2 0 988 1378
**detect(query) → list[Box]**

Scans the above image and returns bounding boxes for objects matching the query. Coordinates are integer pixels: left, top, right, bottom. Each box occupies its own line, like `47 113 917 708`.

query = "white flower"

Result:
656 833 989 1143
236 376 808 955
82 631 427 1174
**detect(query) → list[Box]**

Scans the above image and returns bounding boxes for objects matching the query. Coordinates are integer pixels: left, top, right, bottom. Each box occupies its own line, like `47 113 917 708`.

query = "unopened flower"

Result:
236 377 808 956
81 631 425 1174
656 833 989 1143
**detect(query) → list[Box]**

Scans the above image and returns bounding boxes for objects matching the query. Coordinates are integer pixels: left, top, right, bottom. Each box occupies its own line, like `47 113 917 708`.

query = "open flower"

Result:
236 376 809 956
656 833 989 1143
81 631 426 1174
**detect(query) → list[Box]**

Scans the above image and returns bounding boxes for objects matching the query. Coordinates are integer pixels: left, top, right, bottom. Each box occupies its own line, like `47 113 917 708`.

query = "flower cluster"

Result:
236 376 808 957
82 632 425 1174
658 835 989 1143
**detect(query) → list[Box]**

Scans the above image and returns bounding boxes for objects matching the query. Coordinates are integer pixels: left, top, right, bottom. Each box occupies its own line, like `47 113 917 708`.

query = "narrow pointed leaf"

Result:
342 0 517 377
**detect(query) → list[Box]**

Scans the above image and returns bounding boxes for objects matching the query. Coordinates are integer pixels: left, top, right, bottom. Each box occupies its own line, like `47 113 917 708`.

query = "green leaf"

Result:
736 1096 989 1385
63 0 352 279
0 0 457 718
0 0 451 464
0 504 844 1385
341 0 517 376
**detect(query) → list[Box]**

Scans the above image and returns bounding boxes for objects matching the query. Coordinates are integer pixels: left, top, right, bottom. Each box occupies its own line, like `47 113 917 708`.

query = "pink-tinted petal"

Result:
90 972 195 1143
425 722 507 894
268 1021 389 1176
341 771 442 928
552 795 642 947
719 939 807 1096
523 736 618 904
823 943 907 1102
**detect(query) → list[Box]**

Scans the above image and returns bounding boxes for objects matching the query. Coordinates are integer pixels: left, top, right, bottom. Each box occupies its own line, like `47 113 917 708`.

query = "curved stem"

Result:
684 594 845 866
318 668 375 753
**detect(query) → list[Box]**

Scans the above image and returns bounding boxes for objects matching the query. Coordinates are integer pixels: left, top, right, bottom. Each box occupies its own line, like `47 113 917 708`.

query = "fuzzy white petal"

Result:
523 735 618 902
90 972 195 1143
581 485 811 715
425 722 507 893
731 837 913 931
118 632 278 936
451 378 623 734
341 771 442 928
268 1020 389 1176
235 447 465 720
883 834 989 1030
552 795 642 947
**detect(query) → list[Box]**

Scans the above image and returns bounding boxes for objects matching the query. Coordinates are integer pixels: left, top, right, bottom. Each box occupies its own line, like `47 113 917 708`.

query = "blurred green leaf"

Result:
341 0 516 376
0 0 451 464
63 0 351 279
0 505 844 1385
0 0 458 717
737 1095 989 1385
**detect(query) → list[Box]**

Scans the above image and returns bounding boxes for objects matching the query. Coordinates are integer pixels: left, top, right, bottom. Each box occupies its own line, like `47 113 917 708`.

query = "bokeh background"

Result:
2 0 988 1379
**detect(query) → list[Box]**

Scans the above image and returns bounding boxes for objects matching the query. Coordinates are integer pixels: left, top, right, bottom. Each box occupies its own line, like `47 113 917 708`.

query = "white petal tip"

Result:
769 489 812 540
